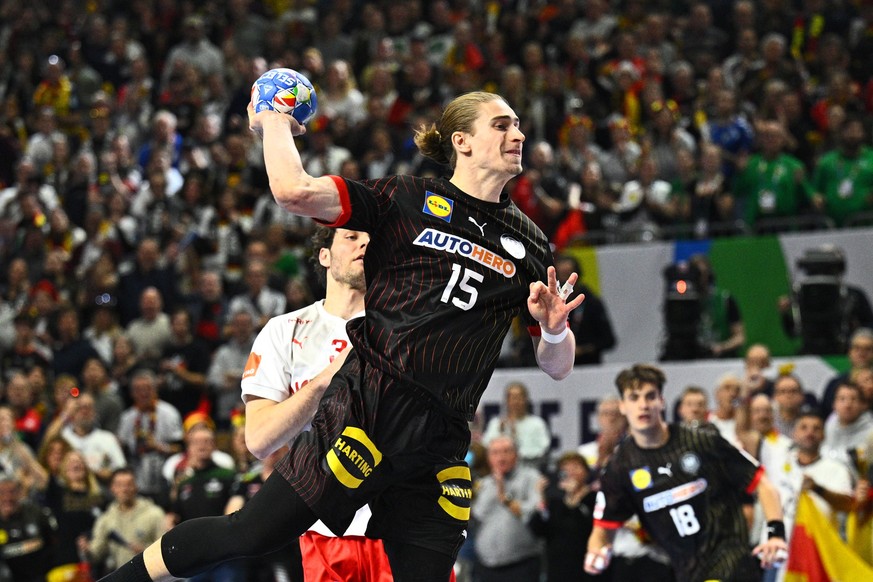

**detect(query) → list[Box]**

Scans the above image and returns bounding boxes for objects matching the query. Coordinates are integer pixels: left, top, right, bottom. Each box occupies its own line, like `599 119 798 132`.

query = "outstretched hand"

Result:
528 266 585 333
584 545 613 574
752 537 788 570
247 103 306 138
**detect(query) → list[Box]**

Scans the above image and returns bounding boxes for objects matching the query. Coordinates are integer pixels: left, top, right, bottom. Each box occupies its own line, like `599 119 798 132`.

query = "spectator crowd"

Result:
3 0 873 579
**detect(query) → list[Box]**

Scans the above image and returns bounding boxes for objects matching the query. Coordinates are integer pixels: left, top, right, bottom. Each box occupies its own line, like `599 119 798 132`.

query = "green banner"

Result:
710 235 800 356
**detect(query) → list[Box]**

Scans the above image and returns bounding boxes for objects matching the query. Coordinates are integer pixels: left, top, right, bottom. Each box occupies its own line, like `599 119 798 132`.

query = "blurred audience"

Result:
482 382 552 469
1 2 873 577
79 467 167 578
0 474 56 582
471 435 543 582
529 451 597 582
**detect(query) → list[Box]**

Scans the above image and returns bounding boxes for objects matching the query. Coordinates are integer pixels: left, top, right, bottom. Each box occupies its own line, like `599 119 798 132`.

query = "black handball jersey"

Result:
594 424 762 581
324 175 552 419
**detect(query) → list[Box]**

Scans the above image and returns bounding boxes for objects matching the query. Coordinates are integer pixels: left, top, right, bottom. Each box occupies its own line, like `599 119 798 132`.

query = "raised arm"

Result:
249 106 343 222
528 266 585 380
244 346 350 459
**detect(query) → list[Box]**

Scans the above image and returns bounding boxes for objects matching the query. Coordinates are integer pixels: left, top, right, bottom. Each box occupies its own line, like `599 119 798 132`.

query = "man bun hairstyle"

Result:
414 91 507 170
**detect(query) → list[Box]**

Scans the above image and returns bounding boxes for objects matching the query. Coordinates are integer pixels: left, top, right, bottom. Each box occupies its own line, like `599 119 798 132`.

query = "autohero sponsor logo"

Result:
422 192 454 222
327 426 383 489
413 228 516 277
436 465 472 521
642 478 708 513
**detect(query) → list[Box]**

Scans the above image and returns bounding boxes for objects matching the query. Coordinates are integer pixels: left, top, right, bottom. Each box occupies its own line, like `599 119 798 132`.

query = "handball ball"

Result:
250 68 318 125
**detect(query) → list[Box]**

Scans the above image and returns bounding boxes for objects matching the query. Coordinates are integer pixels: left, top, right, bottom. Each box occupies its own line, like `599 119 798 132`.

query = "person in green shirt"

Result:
734 120 814 227
811 116 873 226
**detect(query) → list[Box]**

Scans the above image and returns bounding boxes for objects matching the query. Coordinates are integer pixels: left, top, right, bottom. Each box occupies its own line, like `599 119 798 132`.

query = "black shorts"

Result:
277 351 473 557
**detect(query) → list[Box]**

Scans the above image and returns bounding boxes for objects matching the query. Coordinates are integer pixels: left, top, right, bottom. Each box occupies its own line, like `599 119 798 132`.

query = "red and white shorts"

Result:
299 532 393 582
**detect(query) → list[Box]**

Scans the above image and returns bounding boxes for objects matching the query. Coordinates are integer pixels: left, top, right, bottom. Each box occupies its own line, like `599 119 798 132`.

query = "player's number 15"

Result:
441 263 483 311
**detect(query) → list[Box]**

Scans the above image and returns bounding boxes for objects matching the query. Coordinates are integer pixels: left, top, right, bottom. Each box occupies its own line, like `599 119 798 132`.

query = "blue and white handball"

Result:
250 68 318 125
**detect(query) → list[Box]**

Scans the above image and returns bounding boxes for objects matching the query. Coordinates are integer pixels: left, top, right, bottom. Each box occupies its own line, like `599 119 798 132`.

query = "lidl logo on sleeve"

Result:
630 467 653 491
436 465 472 521
422 192 454 223
242 353 261 379
327 426 383 489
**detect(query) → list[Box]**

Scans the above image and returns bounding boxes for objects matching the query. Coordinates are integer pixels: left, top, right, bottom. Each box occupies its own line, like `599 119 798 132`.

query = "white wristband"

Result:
540 325 569 344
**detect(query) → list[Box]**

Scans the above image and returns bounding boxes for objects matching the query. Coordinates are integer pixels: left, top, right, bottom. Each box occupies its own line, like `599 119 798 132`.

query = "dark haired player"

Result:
585 364 788 581
100 91 583 582
239 225 395 581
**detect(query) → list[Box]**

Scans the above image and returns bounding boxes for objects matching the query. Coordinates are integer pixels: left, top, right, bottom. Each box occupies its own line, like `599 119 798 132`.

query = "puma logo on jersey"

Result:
657 464 673 478
468 216 487 236
291 337 308 348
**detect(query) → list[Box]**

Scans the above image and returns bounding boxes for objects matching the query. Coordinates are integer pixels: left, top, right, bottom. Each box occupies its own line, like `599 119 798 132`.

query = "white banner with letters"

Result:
480 357 836 458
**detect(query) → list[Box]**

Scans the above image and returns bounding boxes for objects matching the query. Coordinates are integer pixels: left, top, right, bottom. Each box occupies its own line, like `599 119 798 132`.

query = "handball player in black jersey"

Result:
100 92 583 582
585 364 788 581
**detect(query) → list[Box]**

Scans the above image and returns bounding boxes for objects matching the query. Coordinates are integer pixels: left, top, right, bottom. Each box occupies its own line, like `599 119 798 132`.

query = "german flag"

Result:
785 493 873 581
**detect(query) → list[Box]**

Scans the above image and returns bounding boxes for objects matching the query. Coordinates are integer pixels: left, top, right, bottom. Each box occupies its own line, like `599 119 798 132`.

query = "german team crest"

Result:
681 453 701 475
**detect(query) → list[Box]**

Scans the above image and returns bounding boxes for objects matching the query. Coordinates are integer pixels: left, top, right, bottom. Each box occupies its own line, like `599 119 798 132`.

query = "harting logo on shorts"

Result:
327 427 382 489
436 465 472 521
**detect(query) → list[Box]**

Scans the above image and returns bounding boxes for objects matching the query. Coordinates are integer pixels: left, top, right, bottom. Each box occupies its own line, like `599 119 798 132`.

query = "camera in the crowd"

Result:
792 245 852 354
660 261 706 361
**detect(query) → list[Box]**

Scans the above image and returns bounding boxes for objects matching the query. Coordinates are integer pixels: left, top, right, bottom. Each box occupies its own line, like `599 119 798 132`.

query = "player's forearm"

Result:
260 114 340 220
584 525 616 574
534 330 576 380
586 525 615 553
757 474 784 523
245 382 328 459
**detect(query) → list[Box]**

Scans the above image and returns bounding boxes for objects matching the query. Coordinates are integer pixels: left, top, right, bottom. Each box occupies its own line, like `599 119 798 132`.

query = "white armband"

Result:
540 325 569 344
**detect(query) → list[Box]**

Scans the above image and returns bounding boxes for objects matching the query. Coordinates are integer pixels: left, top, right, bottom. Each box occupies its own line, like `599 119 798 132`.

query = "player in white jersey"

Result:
240 226 393 581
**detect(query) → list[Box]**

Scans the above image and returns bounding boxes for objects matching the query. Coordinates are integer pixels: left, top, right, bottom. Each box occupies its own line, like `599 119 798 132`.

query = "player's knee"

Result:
224 510 285 554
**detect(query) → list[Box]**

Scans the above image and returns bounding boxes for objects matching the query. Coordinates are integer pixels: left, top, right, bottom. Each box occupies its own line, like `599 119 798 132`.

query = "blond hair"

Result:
414 92 507 169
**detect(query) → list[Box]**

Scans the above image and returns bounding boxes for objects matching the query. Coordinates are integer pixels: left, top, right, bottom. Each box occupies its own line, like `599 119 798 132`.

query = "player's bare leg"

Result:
143 542 172 581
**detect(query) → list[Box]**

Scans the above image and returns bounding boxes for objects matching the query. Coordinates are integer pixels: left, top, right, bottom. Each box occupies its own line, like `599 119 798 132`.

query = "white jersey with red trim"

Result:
240 300 369 536
241 301 361 403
